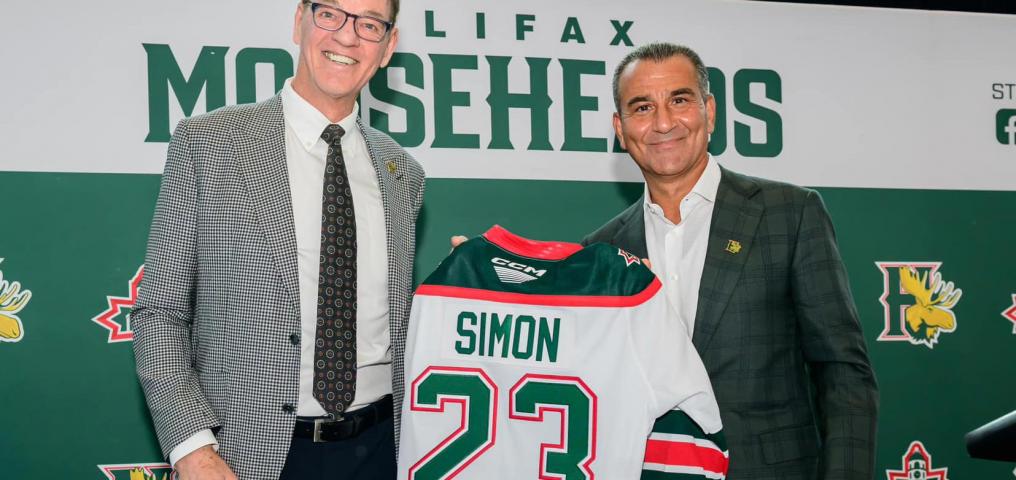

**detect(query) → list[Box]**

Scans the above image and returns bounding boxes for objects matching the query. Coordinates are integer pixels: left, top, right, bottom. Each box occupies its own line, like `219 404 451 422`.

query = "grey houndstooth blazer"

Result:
583 167 878 480
132 95 425 480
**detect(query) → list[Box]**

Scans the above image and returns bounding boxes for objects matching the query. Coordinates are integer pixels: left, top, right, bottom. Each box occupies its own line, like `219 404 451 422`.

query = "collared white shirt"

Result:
170 80 391 465
281 80 391 417
643 156 721 337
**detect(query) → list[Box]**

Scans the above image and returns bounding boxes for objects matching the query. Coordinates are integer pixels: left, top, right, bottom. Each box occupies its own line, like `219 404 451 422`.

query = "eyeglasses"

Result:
304 2 393 43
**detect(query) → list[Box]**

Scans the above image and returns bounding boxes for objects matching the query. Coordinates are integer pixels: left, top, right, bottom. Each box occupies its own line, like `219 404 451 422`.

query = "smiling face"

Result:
291 0 398 120
613 55 715 184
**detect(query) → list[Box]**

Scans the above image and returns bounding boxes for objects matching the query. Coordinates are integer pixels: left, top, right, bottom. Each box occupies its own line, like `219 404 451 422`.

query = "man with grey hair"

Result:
583 42 879 479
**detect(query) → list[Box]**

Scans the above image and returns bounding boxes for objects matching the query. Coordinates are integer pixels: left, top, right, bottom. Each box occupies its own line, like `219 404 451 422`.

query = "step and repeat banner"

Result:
1 0 1014 478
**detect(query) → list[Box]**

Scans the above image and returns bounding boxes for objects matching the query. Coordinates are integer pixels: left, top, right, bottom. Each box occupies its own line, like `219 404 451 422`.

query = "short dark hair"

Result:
612 42 710 112
388 0 400 24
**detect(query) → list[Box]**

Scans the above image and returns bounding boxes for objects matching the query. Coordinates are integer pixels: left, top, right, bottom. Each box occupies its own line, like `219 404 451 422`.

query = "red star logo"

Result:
886 441 948 480
98 462 175 480
1003 294 1016 335
92 266 144 343
617 249 641 267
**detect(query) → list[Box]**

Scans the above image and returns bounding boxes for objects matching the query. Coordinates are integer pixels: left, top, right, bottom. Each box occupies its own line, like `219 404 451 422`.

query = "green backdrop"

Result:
0 172 1013 478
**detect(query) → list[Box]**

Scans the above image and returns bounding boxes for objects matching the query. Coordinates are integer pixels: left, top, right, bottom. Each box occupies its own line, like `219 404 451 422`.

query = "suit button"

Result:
282 403 295 414
289 333 300 345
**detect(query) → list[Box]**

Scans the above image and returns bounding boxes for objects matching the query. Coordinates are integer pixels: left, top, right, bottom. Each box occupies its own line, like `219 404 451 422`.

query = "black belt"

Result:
293 395 393 442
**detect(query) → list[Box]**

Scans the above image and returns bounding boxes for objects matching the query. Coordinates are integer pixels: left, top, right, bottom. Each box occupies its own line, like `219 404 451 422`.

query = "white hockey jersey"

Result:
398 226 728 479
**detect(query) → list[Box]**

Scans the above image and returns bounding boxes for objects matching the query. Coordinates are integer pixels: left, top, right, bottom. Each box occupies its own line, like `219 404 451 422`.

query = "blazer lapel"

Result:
692 167 763 351
233 96 301 314
358 119 398 252
610 199 649 259
358 118 405 204
358 120 404 322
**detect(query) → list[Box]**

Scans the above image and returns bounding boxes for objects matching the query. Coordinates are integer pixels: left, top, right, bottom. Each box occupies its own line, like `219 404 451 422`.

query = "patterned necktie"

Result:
314 124 357 417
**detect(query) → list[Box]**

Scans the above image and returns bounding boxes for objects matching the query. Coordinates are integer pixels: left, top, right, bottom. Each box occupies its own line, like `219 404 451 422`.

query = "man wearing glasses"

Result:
132 1 423 479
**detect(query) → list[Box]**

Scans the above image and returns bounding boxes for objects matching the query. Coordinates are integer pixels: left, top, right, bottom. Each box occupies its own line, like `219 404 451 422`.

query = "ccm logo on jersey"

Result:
491 257 546 284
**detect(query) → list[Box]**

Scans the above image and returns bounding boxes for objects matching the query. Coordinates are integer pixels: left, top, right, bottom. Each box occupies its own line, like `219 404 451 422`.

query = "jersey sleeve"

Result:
631 288 729 478
642 410 728 479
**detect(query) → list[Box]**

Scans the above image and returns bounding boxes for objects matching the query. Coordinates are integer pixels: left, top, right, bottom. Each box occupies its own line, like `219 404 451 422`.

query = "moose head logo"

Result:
898 266 962 348
0 259 32 343
875 262 963 349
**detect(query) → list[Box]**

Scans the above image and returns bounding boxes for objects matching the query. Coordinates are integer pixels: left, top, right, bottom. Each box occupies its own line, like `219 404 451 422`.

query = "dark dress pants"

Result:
278 417 396 480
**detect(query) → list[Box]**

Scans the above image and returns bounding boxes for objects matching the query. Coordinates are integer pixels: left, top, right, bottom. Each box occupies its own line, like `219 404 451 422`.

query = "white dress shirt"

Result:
643 156 721 337
170 80 391 465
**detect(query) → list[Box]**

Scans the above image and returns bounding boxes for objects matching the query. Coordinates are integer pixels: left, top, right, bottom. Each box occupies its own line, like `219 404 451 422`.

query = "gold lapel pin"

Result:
386 161 398 174
725 239 742 255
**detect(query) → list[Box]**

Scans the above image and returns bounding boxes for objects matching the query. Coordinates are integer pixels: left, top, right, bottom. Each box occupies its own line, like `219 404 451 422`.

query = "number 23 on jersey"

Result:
407 366 597 480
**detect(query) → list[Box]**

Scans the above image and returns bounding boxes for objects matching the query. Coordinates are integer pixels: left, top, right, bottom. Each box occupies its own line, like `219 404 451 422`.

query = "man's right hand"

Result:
175 445 237 480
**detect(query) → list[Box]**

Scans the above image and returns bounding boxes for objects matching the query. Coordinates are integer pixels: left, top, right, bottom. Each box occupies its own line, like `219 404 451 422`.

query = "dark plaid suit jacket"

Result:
583 167 878 479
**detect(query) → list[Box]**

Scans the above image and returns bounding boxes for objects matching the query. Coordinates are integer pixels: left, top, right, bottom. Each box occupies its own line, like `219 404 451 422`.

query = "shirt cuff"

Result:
169 429 219 467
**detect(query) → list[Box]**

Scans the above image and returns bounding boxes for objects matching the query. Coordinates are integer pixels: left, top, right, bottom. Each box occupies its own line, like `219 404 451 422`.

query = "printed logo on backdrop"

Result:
885 441 948 480
143 9 784 159
0 258 33 343
92 266 144 343
875 262 963 349
98 463 175 480
992 83 1016 145
1003 294 1016 334
997 109 1016 145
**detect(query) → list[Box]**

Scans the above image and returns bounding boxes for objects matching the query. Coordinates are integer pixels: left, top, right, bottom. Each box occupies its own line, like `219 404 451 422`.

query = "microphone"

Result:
965 409 1016 462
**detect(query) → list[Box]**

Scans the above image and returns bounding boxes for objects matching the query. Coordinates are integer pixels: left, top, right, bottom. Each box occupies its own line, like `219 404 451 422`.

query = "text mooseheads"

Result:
145 44 783 157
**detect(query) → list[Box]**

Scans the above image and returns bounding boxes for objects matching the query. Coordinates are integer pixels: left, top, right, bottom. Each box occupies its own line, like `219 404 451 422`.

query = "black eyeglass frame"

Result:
303 1 394 43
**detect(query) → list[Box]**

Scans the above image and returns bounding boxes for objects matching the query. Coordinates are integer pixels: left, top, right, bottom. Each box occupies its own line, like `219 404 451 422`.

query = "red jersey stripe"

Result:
482 225 583 260
644 439 729 475
415 278 662 308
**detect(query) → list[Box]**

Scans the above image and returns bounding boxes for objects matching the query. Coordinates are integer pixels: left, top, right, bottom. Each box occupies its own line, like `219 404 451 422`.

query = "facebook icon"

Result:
998 109 1016 145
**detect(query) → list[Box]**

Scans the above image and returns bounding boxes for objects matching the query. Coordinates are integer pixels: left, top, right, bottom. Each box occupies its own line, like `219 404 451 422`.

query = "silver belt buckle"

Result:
313 418 326 442
312 415 342 443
